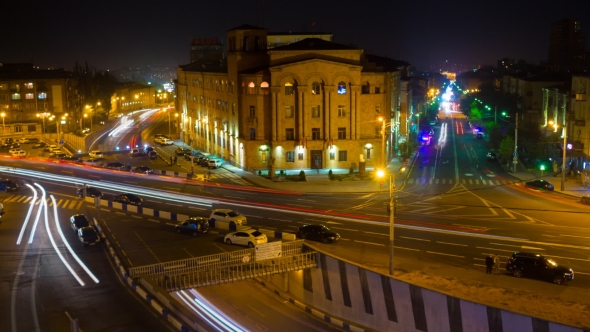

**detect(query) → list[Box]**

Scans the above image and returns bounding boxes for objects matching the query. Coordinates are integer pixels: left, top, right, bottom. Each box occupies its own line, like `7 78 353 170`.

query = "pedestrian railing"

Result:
155 251 317 291
128 240 307 278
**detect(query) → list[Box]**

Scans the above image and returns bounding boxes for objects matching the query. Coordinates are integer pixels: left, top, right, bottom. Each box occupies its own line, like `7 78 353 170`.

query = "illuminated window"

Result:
285 83 294 95
285 105 294 118
248 82 256 94
0 84 7 90
366 149 371 160
25 83 34 89
285 128 295 140
311 82 321 95
262 152 267 162
38 92 47 100
25 93 34 100
286 151 295 162
11 93 20 100
338 105 346 117
338 127 346 139
337 81 346 95
260 82 269 95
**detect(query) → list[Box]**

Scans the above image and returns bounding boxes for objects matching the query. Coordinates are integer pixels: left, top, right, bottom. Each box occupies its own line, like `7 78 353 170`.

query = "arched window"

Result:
311 82 321 95
337 82 347 95
285 82 294 96
260 82 269 95
248 82 256 94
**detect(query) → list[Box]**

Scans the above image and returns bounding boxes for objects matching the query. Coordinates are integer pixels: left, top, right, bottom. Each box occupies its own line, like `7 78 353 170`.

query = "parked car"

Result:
44 144 58 152
476 132 483 139
11 150 27 157
82 158 101 166
104 162 126 170
486 152 497 161
132 166 153 174
59 155 82 163
81 128 91 134
77 186 103 198
88 150 103 158
128 149 142 157
0 179 18 192
49 151 67 158
154 136 167 144
207 159 222 169
143 146 154 154
175 217 210 236
28 138 40 144
70 214 90 232
113 193 143 206
32 142 46 149
160 138 173 145
505 252 574 285
17 138 30 144
9 148 22 154
175 148 191 156
199 157 210 167
209 209 247 225
78 226 101 246
525 179 554 191
223 229 267 248
296 224 340 243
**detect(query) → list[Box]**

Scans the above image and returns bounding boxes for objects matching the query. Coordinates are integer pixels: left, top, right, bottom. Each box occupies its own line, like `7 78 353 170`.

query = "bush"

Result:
328 169 333 180
279 170 284 176
258 170 262 176
349 165 354 175
299 170 306 181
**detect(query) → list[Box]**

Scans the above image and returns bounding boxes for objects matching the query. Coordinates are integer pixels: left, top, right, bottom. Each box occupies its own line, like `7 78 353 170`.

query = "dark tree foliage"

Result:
73 61 118 119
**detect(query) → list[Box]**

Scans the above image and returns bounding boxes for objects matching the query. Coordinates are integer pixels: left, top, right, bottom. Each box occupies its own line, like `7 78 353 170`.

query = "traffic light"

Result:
502 111 507 116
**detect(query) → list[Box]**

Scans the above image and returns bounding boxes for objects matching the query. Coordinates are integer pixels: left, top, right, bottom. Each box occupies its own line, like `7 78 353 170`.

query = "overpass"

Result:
128 240 317 292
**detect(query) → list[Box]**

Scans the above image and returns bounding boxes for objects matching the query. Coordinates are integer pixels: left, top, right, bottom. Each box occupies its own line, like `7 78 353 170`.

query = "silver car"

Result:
209 209 247 225
224 229 267 248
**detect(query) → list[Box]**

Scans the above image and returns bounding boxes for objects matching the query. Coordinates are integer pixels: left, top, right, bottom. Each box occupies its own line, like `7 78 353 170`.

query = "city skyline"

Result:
2 0 590 72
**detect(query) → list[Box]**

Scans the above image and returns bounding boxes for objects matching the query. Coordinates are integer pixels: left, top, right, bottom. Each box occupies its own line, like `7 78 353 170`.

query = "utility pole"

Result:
513 112 518 173
561 125 567 191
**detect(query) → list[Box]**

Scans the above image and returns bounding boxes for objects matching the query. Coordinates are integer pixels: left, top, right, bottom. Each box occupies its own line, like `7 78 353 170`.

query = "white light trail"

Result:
36 184 85 286
16 184 37 245
176 289 246 332
28 184 46 244
50 195 100 284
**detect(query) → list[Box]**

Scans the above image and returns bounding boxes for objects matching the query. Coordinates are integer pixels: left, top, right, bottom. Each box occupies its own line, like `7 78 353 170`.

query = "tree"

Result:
499 136 515 162
469 102 483 123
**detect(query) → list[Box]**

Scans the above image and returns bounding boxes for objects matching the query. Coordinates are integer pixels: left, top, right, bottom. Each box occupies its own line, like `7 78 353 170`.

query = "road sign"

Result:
255 241 282 261
242 255 250 263
513 156 518 161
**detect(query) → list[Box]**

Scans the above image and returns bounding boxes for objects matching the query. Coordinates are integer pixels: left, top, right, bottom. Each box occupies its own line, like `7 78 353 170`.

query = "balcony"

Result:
575 93 586 101
246 117 258 125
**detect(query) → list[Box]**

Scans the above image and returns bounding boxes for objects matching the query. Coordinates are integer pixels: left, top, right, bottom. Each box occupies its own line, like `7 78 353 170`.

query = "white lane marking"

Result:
394 246 420 251
297 199 316 202
164 186 179 190
436 241 468 247
521 246 546 251
188 207 207 210
166 203 183 206
489 243 522 248
426 251 464 258
183 248 194 258
476 246 519 253
366 213 386 217
354 240 385 246
400 236 430 242
268 218 292 222
148 219 160 223
452 224 488 229
560 234 590 239
130 215 142 219
363 231 386 236
123 181 138 184
330 227 359 232
326 221 342 224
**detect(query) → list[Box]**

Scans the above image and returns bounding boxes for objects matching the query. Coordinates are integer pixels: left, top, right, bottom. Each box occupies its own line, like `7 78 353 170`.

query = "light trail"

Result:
28 184 46 244
174 289 245 332
50 195 100 284
36 183 86 286
16 184 37 245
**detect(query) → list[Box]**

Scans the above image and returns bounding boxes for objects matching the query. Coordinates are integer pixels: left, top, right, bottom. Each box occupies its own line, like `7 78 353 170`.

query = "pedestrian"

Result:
493 254 500 274
169 156 173 165
485 255 494 274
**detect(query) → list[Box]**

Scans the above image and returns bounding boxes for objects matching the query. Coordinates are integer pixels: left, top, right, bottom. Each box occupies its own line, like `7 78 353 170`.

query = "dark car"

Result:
28 138 40 144
505 252 574 285
4 138 14 145
114 193 143 206
175 148 191 156
199 157 210 167
77 186 103 198
175 217 210 236
78 226 101 246
525 179 554 191
143 146 154 154
296 224 340 243
486 152 497 161
104 162 126 170
476 132 483 139
59 155 82 163
0 179 18 192
132 166 153 174
70 214 90 232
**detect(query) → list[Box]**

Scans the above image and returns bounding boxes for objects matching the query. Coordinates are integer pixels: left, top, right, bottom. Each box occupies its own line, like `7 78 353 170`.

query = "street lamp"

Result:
1 112 5 133
36 112 50 134
379 116 395 169
380 164 408 275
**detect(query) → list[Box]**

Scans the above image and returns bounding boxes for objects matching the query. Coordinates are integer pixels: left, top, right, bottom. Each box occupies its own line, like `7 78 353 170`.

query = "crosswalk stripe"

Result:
68 200 77 209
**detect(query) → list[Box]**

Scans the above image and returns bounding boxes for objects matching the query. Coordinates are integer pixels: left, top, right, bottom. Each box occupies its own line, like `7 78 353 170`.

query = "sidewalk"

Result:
500 160 589 198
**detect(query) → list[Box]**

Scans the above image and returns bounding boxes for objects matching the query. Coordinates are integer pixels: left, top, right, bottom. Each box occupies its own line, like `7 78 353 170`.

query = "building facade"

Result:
267 32 333 49
0 63 78 135
177 25 404 171
571 75 590 157
111 82 156 114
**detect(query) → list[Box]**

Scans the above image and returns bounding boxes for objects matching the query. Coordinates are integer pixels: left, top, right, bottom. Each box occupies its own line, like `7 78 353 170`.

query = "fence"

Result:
155 251 317 291
128 240 307 278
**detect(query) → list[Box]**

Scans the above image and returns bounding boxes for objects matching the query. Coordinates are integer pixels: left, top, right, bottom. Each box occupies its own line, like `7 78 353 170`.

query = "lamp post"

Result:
175 113 179 135
36 112 50 134
561 125 567 191
377 169 395 275
1 112 6 133
513 112 519 173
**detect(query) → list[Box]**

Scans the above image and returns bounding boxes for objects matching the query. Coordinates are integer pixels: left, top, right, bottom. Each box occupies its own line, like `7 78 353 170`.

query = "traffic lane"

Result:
315 226 590 285
194 281 343 332
98 210 280 267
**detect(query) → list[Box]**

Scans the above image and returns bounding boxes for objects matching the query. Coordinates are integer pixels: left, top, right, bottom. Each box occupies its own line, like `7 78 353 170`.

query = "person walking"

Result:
493 254 500 274
485 255 494 274
169 156 173 165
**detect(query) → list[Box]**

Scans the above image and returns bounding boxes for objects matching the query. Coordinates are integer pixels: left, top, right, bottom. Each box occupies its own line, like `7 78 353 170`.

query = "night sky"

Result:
2 0 590 72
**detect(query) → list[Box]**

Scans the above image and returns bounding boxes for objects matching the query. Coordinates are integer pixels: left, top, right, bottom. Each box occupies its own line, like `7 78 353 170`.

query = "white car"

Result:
224 229 267 248
9 148 22 154
156 138 173 145
207 159 222 169
154 136 166 144
11 150 27 157
17 138 30 144
89 150 103 158
209 209 247 225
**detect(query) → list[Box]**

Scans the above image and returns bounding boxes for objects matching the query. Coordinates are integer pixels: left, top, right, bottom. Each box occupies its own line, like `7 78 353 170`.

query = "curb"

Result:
253 278 371 332
92 218 193 332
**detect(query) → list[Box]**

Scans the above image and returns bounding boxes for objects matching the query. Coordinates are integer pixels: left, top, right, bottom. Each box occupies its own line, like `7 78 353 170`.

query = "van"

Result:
207 159 222 169
89 150 103 158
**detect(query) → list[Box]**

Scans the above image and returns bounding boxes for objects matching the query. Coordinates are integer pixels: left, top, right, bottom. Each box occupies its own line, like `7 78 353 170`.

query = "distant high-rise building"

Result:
190 38 224 63
547 19 586 72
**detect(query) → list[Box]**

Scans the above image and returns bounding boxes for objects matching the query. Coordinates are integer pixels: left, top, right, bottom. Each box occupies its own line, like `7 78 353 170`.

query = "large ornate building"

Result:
176 24 407 171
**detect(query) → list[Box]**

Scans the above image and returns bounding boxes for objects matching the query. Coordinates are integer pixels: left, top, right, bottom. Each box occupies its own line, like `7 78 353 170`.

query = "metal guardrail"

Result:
128 240 307 278
155 251 317 291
